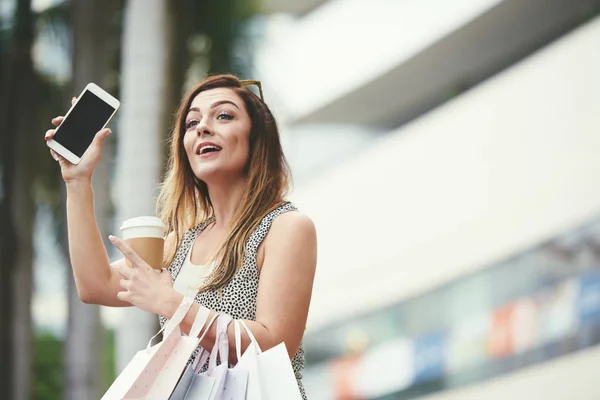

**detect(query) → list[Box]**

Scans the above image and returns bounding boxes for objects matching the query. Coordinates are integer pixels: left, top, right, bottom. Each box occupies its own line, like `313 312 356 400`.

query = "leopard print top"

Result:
159 202 307 399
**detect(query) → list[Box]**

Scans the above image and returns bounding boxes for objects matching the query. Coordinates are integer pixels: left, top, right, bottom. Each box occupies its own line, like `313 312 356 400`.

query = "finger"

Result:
119 259 133 280
49 149 59 161
51 116 64 126
45 129 55 141
119 278 131 290
117 291 130 302
119 263 133 279
118 263 129 277
55 152 71 167
96 127 112 143
88 128 112 154
71 97 77 105
81 128 111 161
109 235 151 270
49 149 69 166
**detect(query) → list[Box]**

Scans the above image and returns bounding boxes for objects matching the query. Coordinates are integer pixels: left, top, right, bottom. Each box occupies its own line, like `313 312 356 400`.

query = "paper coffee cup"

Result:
120 216 167 269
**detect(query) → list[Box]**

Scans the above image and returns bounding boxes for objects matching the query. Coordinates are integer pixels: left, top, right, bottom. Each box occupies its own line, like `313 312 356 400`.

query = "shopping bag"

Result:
181 313 237 400
102 291 202 400
217 320 249 399
238 321 302 400
231 321 261 400
170 312 219 400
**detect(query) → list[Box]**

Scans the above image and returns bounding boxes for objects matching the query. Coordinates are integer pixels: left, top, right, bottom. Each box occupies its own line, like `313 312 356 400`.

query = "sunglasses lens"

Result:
240 80 263 101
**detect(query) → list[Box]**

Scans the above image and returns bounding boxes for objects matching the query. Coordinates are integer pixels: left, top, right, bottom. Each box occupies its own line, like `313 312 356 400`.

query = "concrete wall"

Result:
420 345 600 400
291 16 600 332
256 0 501 120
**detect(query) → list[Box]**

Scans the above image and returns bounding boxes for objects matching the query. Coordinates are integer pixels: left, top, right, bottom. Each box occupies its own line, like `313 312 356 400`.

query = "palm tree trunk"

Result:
0 0 35 400
11 80 37 400
114 0 171 372
0 0 35 398
64 1 121 399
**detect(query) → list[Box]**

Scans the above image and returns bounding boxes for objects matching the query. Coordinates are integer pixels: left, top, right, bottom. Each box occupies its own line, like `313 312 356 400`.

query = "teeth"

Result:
198 145 220 155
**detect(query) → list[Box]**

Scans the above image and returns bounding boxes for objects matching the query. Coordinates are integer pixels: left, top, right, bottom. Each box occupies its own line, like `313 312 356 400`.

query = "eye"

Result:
186 119 199 129
217 112 234 121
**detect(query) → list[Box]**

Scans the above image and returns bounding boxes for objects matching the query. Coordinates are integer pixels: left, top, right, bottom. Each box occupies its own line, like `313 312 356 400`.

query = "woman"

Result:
44 74 317 398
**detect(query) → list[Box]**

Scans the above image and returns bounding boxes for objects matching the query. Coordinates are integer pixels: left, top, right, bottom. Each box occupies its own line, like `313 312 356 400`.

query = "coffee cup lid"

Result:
120 216 166 232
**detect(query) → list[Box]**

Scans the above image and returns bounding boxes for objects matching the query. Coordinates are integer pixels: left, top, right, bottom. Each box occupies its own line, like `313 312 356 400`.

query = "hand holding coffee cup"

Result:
119 216 167 270
109 218 174 313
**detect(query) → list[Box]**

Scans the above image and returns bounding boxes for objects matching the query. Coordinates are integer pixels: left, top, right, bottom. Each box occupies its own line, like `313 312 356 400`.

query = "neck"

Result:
206 175 247 229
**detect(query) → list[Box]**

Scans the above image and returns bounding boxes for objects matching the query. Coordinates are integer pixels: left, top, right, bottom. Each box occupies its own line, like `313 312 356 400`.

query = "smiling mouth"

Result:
196 145 222 155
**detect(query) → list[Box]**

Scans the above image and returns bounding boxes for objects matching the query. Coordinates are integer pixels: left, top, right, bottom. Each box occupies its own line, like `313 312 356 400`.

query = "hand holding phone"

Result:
45 83 120 181
45 112 110 183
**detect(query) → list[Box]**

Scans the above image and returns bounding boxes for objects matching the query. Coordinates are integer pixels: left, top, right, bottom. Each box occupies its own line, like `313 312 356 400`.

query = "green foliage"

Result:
32 328 116 400
34 1 69 50
32 332 63 400
101 328 117 393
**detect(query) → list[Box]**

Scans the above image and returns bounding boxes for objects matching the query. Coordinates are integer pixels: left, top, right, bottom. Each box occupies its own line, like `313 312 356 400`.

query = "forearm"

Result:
65 180 113 302
161 292 280 364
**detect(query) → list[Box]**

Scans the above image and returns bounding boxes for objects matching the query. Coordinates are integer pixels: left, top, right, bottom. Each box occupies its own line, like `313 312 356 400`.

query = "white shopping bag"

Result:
217 320 249 399
239 321 302 400
170 312 219 400
102 291 204 400
170 366 197 400
219 367 248 400
177 313 234 400
231 321 261 400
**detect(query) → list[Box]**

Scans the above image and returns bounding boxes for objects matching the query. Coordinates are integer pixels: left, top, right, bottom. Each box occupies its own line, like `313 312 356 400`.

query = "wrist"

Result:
159 289 183 318
65 179 92 193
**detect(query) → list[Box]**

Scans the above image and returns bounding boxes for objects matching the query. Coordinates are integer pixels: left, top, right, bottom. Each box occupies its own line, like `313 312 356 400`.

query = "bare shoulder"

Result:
269 210 317 240
253 208 317 274
259 209 317 274
262 210 317 259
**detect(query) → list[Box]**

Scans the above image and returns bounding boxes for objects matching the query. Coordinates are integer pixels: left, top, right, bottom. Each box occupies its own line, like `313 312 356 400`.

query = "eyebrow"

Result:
187 100 240 114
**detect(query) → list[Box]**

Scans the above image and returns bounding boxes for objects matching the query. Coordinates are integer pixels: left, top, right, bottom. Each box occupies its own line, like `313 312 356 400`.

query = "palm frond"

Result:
34 1 69 51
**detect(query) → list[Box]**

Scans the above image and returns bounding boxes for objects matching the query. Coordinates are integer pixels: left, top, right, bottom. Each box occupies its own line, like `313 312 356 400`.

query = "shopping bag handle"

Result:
191 312 220 372
189 305 211 339
234 320 243 361
206 314 232 373
239 320 263 354
163 289 199 337
145 289 199 351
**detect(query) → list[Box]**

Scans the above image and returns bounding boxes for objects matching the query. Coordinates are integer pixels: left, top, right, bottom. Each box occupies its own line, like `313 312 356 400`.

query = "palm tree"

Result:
0 6 68 398
0 0 36 398
0 1 122 397
114 0 171 371
63 2 122 399
0 1 260 396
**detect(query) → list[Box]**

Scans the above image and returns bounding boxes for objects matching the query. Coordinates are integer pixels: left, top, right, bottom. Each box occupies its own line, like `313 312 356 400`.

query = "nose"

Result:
195 118 213 137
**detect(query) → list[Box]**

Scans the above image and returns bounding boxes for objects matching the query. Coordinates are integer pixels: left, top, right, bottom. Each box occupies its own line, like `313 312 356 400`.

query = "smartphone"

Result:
46 83 120 165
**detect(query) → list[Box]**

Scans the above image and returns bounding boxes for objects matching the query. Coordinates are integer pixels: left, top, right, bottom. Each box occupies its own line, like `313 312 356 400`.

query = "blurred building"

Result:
256 0 600 399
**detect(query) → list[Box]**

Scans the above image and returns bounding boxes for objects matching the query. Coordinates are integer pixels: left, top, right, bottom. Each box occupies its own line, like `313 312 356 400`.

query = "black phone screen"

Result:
53 90 116 158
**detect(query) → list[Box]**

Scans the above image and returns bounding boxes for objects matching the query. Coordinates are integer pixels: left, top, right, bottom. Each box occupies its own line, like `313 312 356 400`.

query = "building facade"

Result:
257 0 600 399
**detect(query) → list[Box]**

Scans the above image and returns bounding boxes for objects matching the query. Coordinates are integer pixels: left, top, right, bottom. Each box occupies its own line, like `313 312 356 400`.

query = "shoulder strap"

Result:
246 202 297 255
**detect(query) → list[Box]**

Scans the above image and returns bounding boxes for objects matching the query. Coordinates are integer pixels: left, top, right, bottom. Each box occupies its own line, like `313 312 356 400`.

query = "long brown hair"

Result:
157 74 291 291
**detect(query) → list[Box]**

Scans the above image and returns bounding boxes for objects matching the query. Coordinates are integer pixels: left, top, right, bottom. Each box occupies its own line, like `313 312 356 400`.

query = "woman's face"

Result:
183 88 251 184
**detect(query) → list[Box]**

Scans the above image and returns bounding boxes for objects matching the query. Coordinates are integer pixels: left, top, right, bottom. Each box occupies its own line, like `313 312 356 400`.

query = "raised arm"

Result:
45 112 130 307
65 180 131 306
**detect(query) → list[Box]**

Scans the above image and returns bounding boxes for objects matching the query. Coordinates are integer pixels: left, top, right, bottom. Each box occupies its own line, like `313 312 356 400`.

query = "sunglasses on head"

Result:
240 79 264 101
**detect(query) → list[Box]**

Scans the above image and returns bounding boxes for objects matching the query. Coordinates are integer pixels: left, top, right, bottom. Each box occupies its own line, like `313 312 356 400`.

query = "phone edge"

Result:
49 83 120 165
46 139 82 165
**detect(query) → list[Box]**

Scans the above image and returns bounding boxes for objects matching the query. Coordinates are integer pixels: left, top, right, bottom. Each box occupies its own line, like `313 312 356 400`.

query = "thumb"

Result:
92 128 112 149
